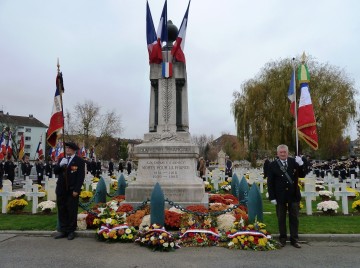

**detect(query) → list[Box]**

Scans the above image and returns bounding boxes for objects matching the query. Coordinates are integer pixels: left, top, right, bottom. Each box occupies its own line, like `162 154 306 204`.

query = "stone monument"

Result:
125 20 207 207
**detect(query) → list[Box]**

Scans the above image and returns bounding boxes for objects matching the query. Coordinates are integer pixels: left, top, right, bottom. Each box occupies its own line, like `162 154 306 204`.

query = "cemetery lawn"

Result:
1 197 360 233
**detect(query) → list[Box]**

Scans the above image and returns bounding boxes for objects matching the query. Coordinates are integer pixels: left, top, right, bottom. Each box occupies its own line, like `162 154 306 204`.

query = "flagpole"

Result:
57 58 68 189
292 57 299 155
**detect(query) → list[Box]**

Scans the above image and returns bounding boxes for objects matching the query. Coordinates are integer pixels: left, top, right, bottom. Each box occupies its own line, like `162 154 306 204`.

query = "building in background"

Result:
0 110 47 159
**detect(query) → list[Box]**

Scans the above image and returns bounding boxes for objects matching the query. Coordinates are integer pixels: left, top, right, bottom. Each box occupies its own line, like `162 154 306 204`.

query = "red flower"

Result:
117 204 134 213
185 205 208 213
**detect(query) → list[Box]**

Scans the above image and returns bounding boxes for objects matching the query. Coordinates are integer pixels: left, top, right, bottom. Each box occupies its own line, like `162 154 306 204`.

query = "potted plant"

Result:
7 199 28 213
37 200 56 214
317 200 339 215
318 190 333 201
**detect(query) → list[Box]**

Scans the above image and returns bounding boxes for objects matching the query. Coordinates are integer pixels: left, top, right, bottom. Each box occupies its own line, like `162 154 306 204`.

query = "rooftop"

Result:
0 111 47 129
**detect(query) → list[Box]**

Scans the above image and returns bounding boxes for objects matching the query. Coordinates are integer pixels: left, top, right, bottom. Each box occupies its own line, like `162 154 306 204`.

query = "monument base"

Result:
125 137 208 207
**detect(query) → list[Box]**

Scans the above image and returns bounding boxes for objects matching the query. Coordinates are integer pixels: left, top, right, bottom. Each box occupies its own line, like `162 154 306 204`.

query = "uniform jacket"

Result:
4 161 17 180
267 157 305 204
54 155 85 195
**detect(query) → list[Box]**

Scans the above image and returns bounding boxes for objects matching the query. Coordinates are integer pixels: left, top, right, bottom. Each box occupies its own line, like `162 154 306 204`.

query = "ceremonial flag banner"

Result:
288 69 296 116
36 139 44 159
297 61 318 150
171 0 191 63
0 131 6 155
6 131 12 157
18 134 25 160
47 72 64 147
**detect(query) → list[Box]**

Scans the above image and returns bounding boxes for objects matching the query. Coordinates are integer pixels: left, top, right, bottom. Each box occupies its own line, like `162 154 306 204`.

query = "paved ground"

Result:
0 233 359 268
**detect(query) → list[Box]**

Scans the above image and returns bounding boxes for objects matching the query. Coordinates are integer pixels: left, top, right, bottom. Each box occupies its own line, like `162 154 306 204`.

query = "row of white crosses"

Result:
301 174 356 215
0 175 58 214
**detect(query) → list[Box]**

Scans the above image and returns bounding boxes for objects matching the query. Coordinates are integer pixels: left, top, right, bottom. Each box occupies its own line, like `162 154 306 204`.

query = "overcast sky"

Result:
1 0 359 141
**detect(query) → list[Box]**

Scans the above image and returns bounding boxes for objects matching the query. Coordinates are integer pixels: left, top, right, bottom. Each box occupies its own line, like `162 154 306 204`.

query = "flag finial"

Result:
57 58 60 73
301 52 307 63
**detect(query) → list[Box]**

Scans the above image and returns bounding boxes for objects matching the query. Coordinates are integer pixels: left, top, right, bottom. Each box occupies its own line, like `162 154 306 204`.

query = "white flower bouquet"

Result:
318 190 333 198
317 200 339 214
14 191 26 199
37 200 56 212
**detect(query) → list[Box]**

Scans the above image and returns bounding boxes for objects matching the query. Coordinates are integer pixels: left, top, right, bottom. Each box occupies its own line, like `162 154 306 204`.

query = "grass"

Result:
1 192 360 233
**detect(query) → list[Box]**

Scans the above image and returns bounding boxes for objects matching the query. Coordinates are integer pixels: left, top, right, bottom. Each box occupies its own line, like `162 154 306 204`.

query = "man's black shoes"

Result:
291 242 301 248
67 232 76 240
280 239 286 247
54 232 67 239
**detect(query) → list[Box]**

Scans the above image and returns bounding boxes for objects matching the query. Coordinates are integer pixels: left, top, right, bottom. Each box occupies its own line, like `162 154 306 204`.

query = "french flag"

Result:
287 69 296 116
47 72 64 147
36 139 44 159
162 62 173 78
147 1 167 64
80 145 86 158
6 131 12 157
171 1 190 63
0 131 6 155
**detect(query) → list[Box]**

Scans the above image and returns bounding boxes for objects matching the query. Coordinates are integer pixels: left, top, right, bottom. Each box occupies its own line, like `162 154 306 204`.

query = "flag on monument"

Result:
288 69 296 116
146 1 161 63
80 144 86 158
156 0 168 45
146 0 167 64
47 72 64 147
162 62 173 78
297 59 318 150
18 134 25 160
171 0 191 63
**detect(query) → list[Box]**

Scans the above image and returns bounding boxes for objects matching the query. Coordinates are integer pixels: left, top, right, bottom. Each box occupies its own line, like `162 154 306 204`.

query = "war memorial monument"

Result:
125 21 207 207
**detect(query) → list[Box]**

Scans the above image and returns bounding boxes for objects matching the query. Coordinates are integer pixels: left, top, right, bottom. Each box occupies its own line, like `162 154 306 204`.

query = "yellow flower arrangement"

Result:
352 200 360 212
92 177 100 182
346 187 359 198
79 191 93 199
7 199 28 212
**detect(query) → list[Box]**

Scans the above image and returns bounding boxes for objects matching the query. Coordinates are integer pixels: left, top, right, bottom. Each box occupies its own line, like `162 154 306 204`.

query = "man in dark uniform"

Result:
263 156 271 179
45 158 54 178
90 158 97 177
21 155 33 179
4 155 17 186
267 144 306 249
118 159 124 173
96 159 102 177
35 157 44 185
108 158 114 176
53 142 85 240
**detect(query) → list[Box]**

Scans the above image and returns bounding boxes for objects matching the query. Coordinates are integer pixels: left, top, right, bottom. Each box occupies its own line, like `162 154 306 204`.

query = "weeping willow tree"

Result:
232 57 357 159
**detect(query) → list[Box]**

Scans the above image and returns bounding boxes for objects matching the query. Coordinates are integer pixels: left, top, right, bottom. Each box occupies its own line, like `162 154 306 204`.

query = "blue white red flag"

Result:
36 138 44 159
171 1 190 63
47 72 64 147
146 1 165 64
162 62 173 78
6 131 12 157
288 69 296 116
157 0 168 45
80 145 86 158
0 131 6 155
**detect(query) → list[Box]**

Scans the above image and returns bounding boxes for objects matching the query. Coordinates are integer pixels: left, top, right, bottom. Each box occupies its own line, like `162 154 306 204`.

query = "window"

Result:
25 145 31 149
25 128 31 132
25 136 31 141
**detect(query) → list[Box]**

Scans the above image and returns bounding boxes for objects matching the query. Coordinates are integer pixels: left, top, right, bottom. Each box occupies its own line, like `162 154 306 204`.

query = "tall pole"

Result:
57 58 68 189
292 57 299 155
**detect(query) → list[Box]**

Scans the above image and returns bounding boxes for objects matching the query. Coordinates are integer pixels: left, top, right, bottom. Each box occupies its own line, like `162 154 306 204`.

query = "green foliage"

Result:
232 56 357 158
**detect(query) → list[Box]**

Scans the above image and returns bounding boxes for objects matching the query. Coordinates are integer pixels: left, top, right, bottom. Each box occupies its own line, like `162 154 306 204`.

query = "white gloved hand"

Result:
59 158 68 167
270 200 277 205
295 156 304 166
38 173 41 176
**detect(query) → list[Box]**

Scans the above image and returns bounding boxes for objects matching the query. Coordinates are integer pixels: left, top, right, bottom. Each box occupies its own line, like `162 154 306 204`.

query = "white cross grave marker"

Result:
27 185 45 214
0 183 15 214
23 177 33 201
334 183 355 215
301 182 319 215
